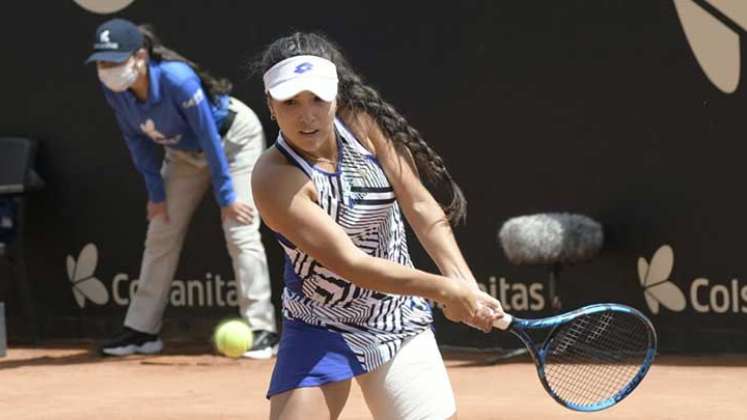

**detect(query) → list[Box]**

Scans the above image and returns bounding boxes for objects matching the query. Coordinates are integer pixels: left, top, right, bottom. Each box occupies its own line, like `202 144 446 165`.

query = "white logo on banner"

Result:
73 0 135 14
674 0 747 93
478 276 545 312
638 244 747 314
65 243 240 308
66 243 109 308
638 245 687 314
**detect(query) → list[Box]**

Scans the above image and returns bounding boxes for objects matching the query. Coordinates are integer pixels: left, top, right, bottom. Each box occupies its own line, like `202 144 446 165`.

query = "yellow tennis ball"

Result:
214 319 253 358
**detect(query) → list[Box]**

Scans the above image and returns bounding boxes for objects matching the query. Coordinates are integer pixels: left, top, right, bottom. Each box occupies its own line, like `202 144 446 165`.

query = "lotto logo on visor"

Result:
295 63 313 74
263 55 338 102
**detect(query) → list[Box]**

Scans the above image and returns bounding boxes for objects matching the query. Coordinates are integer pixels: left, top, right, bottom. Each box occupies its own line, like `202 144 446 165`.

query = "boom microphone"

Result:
498 213 603 265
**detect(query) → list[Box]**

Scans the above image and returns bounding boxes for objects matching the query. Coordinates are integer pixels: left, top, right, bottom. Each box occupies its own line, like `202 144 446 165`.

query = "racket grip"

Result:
493 314 513 330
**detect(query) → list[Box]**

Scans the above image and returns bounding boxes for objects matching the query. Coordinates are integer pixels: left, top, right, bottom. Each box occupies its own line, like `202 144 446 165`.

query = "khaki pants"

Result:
124 98 277 334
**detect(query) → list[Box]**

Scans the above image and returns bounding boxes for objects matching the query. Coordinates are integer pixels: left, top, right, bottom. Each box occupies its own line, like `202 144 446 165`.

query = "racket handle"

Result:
493 313 513 330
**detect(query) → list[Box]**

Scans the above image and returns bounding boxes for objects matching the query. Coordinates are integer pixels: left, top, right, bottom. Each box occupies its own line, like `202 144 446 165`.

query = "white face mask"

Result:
98 57 140 92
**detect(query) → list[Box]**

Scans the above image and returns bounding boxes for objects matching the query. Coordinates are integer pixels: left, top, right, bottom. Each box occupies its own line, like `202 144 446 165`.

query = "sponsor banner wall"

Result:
2 1 747 352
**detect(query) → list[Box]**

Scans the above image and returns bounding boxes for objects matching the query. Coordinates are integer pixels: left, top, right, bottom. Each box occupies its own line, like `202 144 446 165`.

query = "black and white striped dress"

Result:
267 119 433 397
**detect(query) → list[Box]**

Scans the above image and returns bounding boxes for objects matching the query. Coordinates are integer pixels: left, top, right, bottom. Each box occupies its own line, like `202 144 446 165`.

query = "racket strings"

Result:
542 311 651 408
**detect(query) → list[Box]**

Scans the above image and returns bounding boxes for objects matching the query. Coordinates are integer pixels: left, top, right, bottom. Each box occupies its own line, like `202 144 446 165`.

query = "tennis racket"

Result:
493 303 657 412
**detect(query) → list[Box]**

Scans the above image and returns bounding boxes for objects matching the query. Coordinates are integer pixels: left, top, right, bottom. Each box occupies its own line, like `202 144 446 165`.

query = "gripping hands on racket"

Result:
442 282 505 333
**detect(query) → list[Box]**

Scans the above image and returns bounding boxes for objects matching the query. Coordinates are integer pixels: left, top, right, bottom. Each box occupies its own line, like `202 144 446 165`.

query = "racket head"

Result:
510 304 657 412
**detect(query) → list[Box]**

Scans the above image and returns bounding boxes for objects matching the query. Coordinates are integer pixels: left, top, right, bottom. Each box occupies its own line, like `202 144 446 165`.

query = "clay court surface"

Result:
1 343 745 419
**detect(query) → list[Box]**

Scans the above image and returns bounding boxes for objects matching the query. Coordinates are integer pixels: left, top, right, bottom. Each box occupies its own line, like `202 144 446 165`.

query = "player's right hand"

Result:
442 282 503 333
147 201 169 223
468 292 504 333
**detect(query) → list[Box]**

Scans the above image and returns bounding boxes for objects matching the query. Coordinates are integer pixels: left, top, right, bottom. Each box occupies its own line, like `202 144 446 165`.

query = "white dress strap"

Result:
275 134 314 178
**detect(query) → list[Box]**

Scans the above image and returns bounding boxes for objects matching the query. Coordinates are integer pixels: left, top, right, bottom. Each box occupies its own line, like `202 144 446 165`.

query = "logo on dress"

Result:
140 119 182 145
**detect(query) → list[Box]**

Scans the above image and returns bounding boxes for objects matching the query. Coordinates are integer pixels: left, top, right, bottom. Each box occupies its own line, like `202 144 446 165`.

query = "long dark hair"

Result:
138 24 232 104
253 32 467 225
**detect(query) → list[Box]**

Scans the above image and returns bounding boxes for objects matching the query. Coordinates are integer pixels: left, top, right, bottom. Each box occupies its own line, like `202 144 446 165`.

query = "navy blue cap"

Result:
85 18 143 64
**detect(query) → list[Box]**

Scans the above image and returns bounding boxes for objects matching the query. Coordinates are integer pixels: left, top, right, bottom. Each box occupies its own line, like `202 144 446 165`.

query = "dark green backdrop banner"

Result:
2 0 746 352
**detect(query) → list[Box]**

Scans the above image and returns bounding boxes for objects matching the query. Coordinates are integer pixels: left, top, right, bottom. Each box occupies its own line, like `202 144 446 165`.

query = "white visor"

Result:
263 55 338 102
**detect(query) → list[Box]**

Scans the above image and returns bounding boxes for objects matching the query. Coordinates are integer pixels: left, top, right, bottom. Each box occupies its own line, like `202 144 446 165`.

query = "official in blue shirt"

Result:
87 18 278 358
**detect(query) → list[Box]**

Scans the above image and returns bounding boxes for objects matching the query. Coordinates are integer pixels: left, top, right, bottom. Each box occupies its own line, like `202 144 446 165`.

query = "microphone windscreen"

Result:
498 213 603 265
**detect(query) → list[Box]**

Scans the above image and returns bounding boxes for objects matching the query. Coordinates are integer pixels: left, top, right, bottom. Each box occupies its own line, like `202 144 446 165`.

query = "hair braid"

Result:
337 69 466 224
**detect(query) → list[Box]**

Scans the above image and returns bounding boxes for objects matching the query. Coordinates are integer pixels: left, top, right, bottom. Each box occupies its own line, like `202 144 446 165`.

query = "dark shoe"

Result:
241 330 279 360
99 326 163 356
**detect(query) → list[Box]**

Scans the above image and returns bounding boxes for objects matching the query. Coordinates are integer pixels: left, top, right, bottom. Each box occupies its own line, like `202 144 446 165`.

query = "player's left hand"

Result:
221 201 255 225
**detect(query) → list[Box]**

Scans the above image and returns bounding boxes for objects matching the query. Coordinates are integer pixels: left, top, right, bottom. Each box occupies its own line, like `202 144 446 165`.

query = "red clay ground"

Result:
1 343 745 419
